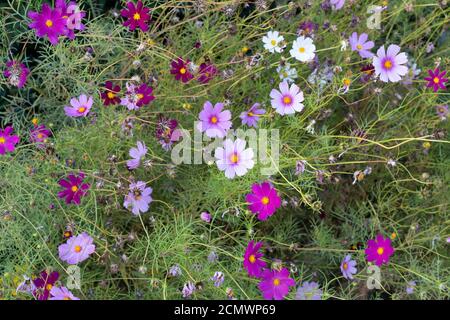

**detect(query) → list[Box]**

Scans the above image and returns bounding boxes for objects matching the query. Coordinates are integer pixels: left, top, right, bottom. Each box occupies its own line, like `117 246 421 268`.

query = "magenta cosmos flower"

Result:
270 81 304 115
424 68 447 92
340 254 357 280
127 141 147 170
101 81 121 106
3 60 29 88
243 240 267 278
50 286 80 300
372 44 408 83
59 232 95 264
30 124 51 149
258 268 296 300
121 83 155 110
240 103 265 128
198 62 218 84
123 181 153 215
365 234 395 266
32 271 59 300
28 3 66 45
330 0 345 10
349 32 374 59
58 172 90 205
245 181 281 221
56 0 86 40
0 126 20 155
121 0 151 32
170 57 194 83
64 94 93 117
215 138 254 179
197 101 232 138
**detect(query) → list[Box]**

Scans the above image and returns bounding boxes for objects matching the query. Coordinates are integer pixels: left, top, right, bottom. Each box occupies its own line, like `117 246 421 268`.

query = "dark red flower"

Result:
170 57 194 83
424 68 448 92
121 0 151 32
33 271 59 300
198 62 218 84
58 172 90 205
101 81 121 106
135 83 155 107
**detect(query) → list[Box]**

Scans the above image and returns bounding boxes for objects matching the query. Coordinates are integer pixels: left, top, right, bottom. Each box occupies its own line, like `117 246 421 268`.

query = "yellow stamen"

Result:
179 67 187 74
230 153 239 164
271 39 277 46
433 77 440 84
283 96 292 105
71 186 78 192
63 296 71 300
0 137 5 144
273 278 280 286
37 133 43 139
384 60 392 69
133 13 141 20
77 107 86 113
74 245 82 253
343 262 348 270
356 44 363 50
107 92 115 99
137 93 144 100
45 20 53 27
249 255 256 263
377 247 384 255
298 47 305 53
210 116 218 124
46 284 53 291
261 196 270 205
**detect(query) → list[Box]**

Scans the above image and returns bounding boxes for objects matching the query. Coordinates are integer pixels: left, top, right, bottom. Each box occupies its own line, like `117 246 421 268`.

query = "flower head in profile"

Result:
424 68 447 92
258 268 296 300
262 31 285 53
123 181 153 215
121 0 151 32
58 232 95 264
290 36 315 62
372 44 408 82
243 240 266 278
215 138 254 179
170 57 194 83
245 181 281 221
197 101 232 138
49 286 80 300
3 60 29 88
30 124 51 149
340 254 357 280
240 103 265 128
120 83 155 110
32 271 59 300
349 32 374 58
0 126 20 155
101 81 121 106
126 141 147 170
57 172 90 205
64 94 93 117
270 81 304 115
436 105 448 121
198 62 218 84
330 0 345 10
28 3 66 45
295 281 322 300
365 234 395 266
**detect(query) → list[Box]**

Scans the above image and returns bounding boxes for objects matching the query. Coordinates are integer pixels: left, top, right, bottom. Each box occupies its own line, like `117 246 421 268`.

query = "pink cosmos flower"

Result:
58 232 95 264
424 68 447 92
258 268 296 300
170 57 194 83
243 240 267 278
330 0 345 10
200 211 211 223
3 60 29 88
197 101 232 138
198 62 218 84
56 0 85 40
49 286 80 300
245 181 281 221
372 44 408 83
0 126 20 155
349 32 374 59
120 83 155 110
64 94 93 117
365 234 395 266
57 172 90 205
101 81 121 106
127 141 147 170
28 3 66 45
240 103 265 128
215 138 254 179
121 0 151 32
123 181 153 215
30 124 51 149
32 271 59 300
270 81 304 115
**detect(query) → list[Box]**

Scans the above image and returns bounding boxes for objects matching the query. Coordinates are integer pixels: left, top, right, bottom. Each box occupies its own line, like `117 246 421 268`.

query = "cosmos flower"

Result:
123 181 153 215
297 21 318 37
57 172 90 205
0 126 20 155
360 64 375 82
28 3 66 45
155 116 180 151
56 0 85 40
295 281 323 300
214 138 254 179
340 254 357 280
277 63 298 83
49 286 80 300
3 60 29 88
372 44 408 82
365 234 395 266
170 57 194 83
120 83 155 110
240 103 265 128
349 32 374 59
258 268 296 300
64 94 93 117
200 211 211 223
211 271 225 287
32 271 59 300
197 101 232 138
245 181 281 221
121 0 151 32
436 104 448 121
424 68 447 92
126 141 147 170
243 240 267 278
270 80 304 115
290 36 316 62
58 232 95 264
198 62 218 84
169 264 182 277
262 31 285 53
30 124 51 149
101 81 121 106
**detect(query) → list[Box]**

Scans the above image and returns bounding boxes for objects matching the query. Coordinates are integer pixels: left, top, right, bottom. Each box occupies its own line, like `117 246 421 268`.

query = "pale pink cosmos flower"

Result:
58 232 95 265
126 141 147 170
372 44 408 83
270 81 304 115
215 138 254 179
64 94 93 117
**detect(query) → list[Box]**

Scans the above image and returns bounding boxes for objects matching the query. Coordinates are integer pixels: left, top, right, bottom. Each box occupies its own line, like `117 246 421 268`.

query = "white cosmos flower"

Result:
276 63 298 83
290 36 316 62
262 31 285 53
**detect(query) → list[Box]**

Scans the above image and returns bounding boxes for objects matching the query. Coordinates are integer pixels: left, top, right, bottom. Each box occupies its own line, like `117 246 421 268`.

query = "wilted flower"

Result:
211 271 225 287
277 63 298 83
3 60 29 88
120 83 155 110
239 103 265 128
30 124 51 149
182 281 196 298
406 281 416 295
200 211 211 223
436 105 448 121
198 62 218 84
295 160 307 175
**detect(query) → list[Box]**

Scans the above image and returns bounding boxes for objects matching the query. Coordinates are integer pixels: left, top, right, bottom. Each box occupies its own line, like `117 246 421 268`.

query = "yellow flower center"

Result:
46 284 53 291
433 77 440 84
384 60 392 69
210 116 218 124
271 39 277 46
249 254 256 263
74 245 82 253
107 92 115 99
45 20 53 28
283 96 292 105
247 112 255 117
133 13 141 20
230 153 239 164
356 44 363 50
298 47 305 53
180 67 187 74
77 107 86 113
32 118 39 125
438 107 445 113
137 93 144 100
343 262 348 270
37 133 44 139
343 78 351 86
377 247 384 255
63 296 71 300
71 186 78 192
273 278 280 286
261 196 270 205
0 137 5 144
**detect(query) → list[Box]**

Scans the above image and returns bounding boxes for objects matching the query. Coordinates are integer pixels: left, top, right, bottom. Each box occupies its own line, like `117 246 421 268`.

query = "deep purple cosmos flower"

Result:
0 126 20 155
58 172 90 205
28 3 66 45
30 124 51 149
340 254 357 280
424 68 447 92
295 281 322 300
127 141 147 169
243 240 267 278
32 271 59 300
58 232 95 264
155 116 179 150
240 103 265 128
297 21 318 37
349 32 374 58
123 181 153 215
330 0 345 10
270 80 304 115
121 83 155 110
365 234 395 266
3 60 29 88
258 268 295 300
372 44 408 82
215 138 254 179
197 101 232 138
436 105 448 121
56 0 85 40
101 81 121 106
50 286 80 300
121 0 151 32
170 57 194 83
64 94 93 117
198 62 218 84
245 181 281 221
